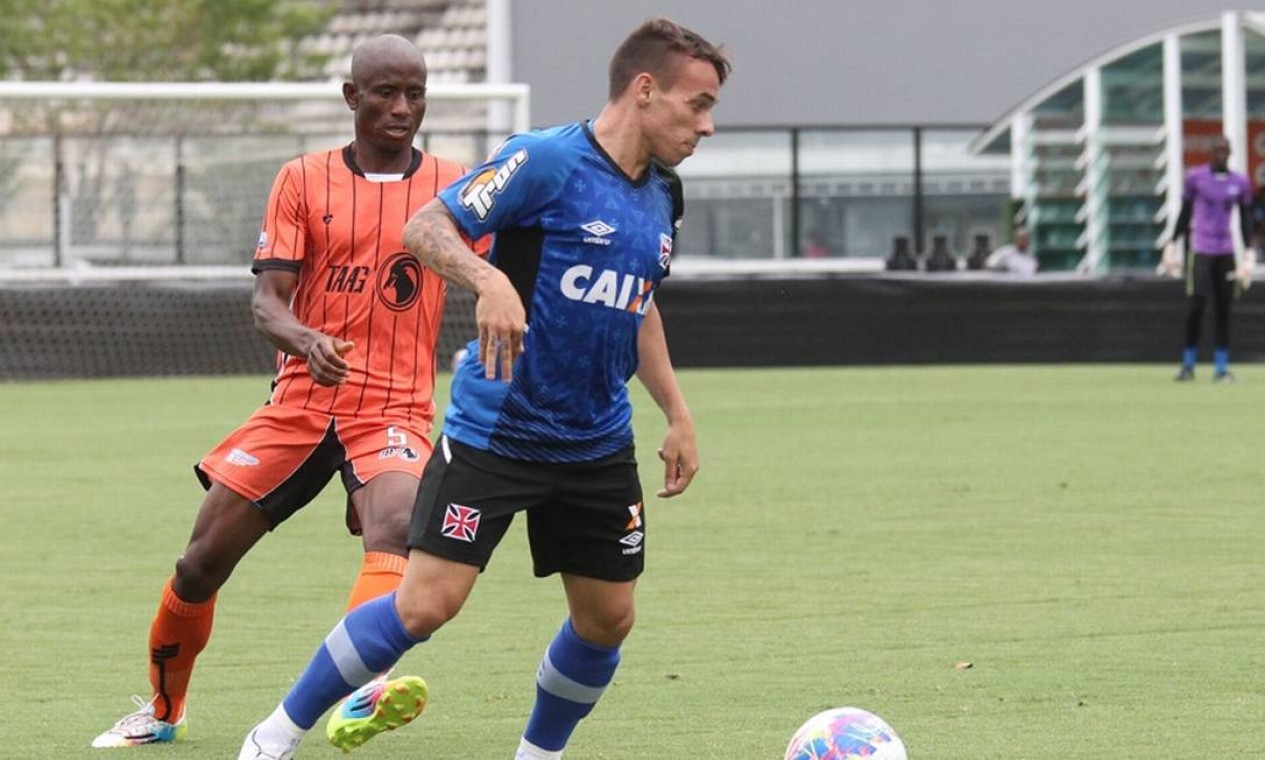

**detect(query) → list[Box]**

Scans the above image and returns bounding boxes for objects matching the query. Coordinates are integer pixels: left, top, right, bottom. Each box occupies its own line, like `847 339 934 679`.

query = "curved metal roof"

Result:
970 12 1265 154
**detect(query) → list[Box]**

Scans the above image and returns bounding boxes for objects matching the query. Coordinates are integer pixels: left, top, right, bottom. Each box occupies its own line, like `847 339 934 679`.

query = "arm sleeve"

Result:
438 134 565 240
251 163 306 274
1241 200 1255 248
1171 200 1192 246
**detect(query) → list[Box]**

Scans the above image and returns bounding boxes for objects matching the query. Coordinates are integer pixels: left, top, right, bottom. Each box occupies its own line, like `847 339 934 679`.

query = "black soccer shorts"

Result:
408 435 646 582
1187 251 1236 301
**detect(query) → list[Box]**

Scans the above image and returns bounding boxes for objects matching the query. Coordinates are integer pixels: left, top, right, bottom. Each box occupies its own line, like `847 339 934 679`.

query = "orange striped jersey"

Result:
252 145 472 427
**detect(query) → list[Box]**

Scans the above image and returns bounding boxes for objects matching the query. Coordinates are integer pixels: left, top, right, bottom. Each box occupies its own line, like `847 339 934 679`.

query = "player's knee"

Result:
575 606 635 648
394 585 464 639
172 552 232 602
360 508 411 554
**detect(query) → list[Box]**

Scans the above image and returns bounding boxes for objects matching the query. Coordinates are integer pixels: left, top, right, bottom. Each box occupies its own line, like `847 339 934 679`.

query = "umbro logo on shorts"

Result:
225 448 260 466
620 503 644 555
619 531 644 555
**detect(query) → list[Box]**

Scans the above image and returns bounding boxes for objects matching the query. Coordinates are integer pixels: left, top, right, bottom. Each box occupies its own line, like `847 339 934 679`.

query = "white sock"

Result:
254 703 308 746
515 737 563 760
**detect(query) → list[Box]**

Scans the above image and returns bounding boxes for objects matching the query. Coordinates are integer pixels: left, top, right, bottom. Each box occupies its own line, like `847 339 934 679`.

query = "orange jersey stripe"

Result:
253 147 470 423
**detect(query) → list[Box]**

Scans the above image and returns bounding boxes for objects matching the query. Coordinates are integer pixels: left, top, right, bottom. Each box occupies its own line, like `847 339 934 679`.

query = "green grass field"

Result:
3 366 1264 758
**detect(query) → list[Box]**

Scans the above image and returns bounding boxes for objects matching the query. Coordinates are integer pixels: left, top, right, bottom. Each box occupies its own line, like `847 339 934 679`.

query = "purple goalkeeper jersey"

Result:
1184 165 1253 255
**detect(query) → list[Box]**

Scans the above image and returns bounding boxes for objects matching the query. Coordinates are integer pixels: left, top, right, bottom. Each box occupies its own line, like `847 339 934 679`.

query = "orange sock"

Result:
346 551 407 610
148 577 215 723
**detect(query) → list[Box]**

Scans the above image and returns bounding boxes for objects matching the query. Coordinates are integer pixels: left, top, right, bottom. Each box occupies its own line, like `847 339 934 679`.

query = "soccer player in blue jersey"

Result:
237 18 729 760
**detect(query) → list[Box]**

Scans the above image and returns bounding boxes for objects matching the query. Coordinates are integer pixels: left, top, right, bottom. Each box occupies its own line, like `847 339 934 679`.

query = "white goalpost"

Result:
0 79 530 277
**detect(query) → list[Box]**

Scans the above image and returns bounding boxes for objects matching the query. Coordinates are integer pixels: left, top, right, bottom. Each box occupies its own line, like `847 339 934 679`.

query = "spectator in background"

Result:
803 231 829 258
985 225 1037 276
1158 134 1255 383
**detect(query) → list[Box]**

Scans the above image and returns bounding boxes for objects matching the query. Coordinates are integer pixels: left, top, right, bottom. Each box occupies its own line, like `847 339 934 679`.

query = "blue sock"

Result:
1182 347 1197 369
1214 348 1229 374
282 592 424 729
522 619 621 752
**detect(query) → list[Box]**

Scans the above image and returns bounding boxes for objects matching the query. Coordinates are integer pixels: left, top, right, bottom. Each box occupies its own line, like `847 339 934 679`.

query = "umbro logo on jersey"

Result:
581 219 616 246
459 149 528 220
225 448 259 466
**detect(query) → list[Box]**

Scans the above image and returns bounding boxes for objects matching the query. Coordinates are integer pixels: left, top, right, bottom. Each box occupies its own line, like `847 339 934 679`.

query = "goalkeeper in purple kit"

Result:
1158 134 1257 382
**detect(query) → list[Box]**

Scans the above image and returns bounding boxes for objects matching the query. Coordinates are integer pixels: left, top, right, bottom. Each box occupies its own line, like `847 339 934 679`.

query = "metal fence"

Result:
0 123 1014 269
0 130 499 268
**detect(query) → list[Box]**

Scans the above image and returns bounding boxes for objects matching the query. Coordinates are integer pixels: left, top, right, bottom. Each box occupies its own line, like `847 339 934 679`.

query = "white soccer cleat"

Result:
91 695 187 748
237 725 301 760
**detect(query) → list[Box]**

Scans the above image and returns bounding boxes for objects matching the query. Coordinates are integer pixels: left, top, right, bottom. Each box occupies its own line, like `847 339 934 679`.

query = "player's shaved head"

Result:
342 33 429 170
350 34 427 84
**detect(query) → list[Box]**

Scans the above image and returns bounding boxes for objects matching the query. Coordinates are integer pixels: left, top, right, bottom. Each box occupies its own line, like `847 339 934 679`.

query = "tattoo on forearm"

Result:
405 207 488 292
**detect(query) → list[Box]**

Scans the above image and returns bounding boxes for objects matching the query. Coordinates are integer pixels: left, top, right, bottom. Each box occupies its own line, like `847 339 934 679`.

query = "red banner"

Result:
1183 118 1265 187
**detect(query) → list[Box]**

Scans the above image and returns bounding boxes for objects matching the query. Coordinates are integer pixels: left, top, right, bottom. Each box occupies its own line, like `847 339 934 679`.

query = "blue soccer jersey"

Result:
437 121 681 462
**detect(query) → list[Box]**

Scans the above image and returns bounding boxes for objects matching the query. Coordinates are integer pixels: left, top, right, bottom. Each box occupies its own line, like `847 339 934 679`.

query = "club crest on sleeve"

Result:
659 233 673 270
256 231 268 250
441 503 481 542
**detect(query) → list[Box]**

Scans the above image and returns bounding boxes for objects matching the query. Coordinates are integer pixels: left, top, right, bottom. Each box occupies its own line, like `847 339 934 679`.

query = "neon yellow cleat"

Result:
326 675 428 753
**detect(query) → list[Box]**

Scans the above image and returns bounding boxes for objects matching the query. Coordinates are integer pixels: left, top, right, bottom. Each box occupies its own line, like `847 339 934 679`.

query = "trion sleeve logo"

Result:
459 148 528 220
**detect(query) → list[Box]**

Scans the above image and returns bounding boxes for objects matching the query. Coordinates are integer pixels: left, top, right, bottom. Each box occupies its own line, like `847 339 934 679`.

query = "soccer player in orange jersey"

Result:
93 34 479 748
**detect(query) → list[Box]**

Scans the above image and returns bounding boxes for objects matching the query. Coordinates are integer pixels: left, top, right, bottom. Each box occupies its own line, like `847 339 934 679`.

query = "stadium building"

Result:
7 2 1265 375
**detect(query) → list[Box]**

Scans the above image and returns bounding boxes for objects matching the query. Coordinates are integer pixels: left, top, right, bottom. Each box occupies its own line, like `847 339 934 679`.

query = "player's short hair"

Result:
608 18 731 100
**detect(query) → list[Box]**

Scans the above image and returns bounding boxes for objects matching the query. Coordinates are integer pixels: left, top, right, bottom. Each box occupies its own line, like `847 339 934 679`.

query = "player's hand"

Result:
1156 242 1182 278
1234 248 1257 291
656 420 699 498
306 336 354 386
474 271 527 382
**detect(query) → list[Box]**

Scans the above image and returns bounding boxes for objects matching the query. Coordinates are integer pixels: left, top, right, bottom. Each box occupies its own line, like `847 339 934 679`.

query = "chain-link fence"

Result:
0 82 529 268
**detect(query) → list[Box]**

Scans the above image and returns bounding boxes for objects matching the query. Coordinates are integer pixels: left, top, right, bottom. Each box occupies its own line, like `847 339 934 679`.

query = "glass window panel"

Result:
796 129 914 257
1032 80 1084 129
1102 43 1164 125
676 130 791 259
1246 29 1265 119
921 129 1011 256
1182 30 1222 118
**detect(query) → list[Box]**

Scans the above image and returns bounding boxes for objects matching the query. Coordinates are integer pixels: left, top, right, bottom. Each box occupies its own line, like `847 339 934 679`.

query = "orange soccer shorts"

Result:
195 404 433 532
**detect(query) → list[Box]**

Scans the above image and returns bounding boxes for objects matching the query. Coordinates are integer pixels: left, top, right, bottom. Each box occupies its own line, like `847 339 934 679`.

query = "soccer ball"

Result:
784 706 908 760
